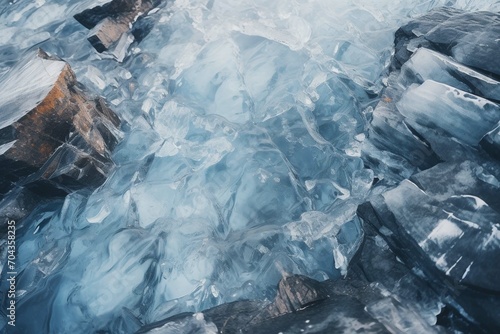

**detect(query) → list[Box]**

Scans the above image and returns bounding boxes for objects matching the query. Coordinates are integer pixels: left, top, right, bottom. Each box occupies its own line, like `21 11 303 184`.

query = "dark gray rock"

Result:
265 275 329 317
359 9 500 332
137 270 455 333
393 8 500 78
358 161 500 331
242 295 389 334
392 7 463 69
424 11 500 78
481 124 500 161
363 8 500 182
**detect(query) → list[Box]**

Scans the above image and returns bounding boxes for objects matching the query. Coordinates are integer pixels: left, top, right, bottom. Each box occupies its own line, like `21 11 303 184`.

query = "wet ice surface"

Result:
0 0 498 333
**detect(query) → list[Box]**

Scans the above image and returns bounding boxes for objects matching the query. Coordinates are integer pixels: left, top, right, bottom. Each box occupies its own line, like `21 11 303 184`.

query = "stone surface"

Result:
264 275 329 317
358 7 500 333
392 8 500 78
137 275 392 334
0 49 122 198
74 0 160 60
363 8 500 182
357 162 500 331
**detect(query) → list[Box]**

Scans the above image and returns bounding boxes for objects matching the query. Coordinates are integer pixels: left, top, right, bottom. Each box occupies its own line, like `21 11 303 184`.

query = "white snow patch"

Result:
461 261 474 280
445 256 462 276
0 140 17 155
483 225 500 249
450 195 488 210
434 254 449 271
0 53 66 127
427 219 464 246
442 210 480 229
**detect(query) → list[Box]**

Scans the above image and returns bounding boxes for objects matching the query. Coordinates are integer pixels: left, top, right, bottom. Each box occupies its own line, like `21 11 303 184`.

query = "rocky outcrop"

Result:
358 7 500 332
74 0 160 61
0 49 122 203
363 10 500 184
137 275 391 334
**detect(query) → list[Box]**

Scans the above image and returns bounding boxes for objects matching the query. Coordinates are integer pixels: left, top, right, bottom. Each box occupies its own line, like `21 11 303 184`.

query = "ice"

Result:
24 3 67 29
2 0 500 333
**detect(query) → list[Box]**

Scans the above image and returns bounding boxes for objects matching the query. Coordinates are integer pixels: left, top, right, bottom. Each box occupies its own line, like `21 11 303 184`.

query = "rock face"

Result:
137 275 391 334
393 8 500 77
74 0 160 61
363 10 500 182
0 49 122 199
359 7 500 332
358 162 500 331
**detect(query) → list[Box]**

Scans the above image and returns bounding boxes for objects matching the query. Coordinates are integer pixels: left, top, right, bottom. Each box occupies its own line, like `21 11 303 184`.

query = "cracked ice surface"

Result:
1 0 498 333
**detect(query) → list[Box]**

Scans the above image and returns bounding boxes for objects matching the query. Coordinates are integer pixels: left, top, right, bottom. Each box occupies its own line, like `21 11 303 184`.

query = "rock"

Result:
138 271 452 333
424 11 500 78
0 49 122 198
242 295 389 334
358 161 500 331
482 124 500 161
203 301 267 334
392 7 463 69
359 8 500 333
392 8 500 78
264 275 329 317
87 17 130 53
363 8 500 181
74 0 160 60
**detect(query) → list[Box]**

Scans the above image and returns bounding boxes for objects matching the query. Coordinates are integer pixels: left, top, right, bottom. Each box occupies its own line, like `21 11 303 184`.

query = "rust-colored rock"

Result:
0 49 122 197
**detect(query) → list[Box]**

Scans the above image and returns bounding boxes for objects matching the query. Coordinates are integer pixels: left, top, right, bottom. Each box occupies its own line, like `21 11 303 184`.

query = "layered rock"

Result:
363 10 500 183
74 0 160 61
0 49 122 201
359 7 500 332
137 275 391 334
358 162 500 331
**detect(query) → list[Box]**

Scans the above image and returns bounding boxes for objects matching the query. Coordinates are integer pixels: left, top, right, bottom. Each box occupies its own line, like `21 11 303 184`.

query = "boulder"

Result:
359 8 500 332
358 161 500 331
74 0 160 61
0 49 122 198
362 8 500 181
137 275 391 334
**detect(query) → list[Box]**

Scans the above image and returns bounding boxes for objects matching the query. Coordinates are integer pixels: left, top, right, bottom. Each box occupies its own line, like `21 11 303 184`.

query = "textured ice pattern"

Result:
0 0 498 333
